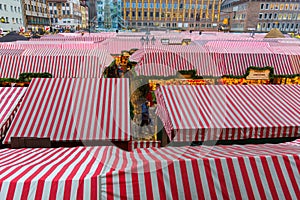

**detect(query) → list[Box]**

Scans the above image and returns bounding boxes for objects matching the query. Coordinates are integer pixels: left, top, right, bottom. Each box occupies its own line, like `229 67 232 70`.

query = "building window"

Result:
11 6 13 12
265 4 269 10
50 10 53 14
132 3 136 8
180 3 183 9
49 3 52 6
144 3 148 8
12 18 15 23
294 4 298 10
150 3 154 8
156 12 159 17
144 12 147 17
150 12 153 17
126 2 130 8
269 13 272 19
168 4 171 9
138 12 141 17
264 13 268 19
259 13 263 19
285 4 289 10
18 7 20 12
293 13 297 20
67 11 70 15
280 4 284 10
66 3 69 7
132 12 135 17
283 13 287 20
191 4 195 9
138 3 142 8
0 4 2 10
290 4 294 10
278 13 283 20
260 3 264 10
274 13 277 19
6 17 8 23
297 14 300 20
174 4 178 9
186 4 189 9
4 4 6 11
162 3 166 9
267 23 270 28
63 10 66 15
270 3 274 10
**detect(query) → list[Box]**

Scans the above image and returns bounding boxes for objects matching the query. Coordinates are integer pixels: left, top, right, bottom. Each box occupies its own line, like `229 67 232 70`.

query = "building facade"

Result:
49 0 82 29
0 0 24 32
96 0 122 30
221 0 300 32
22 0 50 31
80 1 89 29
122 0 222 30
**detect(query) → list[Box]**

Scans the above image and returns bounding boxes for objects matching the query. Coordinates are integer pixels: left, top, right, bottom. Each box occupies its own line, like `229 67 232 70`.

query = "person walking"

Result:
139 100 152 136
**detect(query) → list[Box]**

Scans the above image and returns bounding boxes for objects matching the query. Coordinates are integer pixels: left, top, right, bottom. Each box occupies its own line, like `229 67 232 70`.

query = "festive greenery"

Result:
19 72 52 82
130 101 134 120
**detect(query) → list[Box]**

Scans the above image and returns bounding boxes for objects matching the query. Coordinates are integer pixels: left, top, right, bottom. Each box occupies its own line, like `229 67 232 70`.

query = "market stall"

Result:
155 85 300 142
0 87 27 142
3 78 131 145
101 141 300 199
0 139 299 199
0 49 113 78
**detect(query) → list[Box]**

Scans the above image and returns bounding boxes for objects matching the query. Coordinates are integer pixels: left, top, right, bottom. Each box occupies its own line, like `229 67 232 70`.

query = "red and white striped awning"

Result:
155 85 300 142
130 46 221 77
3 78 131 143
0 140 299 199
0 146 125 199
218 53 295 76
0 53 113 78
0 87 27 141
102 142 300 199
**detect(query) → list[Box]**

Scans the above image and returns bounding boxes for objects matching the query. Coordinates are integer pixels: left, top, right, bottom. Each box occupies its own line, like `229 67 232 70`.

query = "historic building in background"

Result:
221 0 300 32
121 0 222 30
80 0 89 29
0 0 24 32
96 0 124 30
22 0 50 31
48 0 82 29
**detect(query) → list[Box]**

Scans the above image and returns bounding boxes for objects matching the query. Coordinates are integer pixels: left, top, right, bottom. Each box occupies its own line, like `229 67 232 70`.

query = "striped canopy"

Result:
155 85 300 142
0 87 27 141
4 78 130 143
1 141 299 199
0 49 113 78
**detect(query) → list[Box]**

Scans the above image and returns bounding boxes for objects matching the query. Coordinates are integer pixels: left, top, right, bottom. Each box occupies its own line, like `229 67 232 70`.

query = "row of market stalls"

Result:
0 32 299 199
1 78 299 146
0 139 299 199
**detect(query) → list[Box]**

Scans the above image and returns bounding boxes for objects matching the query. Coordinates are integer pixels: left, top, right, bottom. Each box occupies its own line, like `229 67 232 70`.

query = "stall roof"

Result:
4 78 130 143
1 140 299 199
0 87 27 141
155 85 300 142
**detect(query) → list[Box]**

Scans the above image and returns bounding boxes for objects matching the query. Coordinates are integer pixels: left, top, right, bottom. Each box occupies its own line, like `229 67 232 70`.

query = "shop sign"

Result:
246 69 270 80
161 39 169 45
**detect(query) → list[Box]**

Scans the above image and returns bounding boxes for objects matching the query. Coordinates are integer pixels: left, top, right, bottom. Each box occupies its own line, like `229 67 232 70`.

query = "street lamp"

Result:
151 36 156 45
140 36 145 46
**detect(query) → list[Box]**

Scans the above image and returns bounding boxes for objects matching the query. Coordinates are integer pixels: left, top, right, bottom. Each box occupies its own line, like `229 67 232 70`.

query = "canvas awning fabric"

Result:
0 87 27 141
3 78 130 143
101 142 300 199
0 140 299 199
0 49 113 78
155 85 300 142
